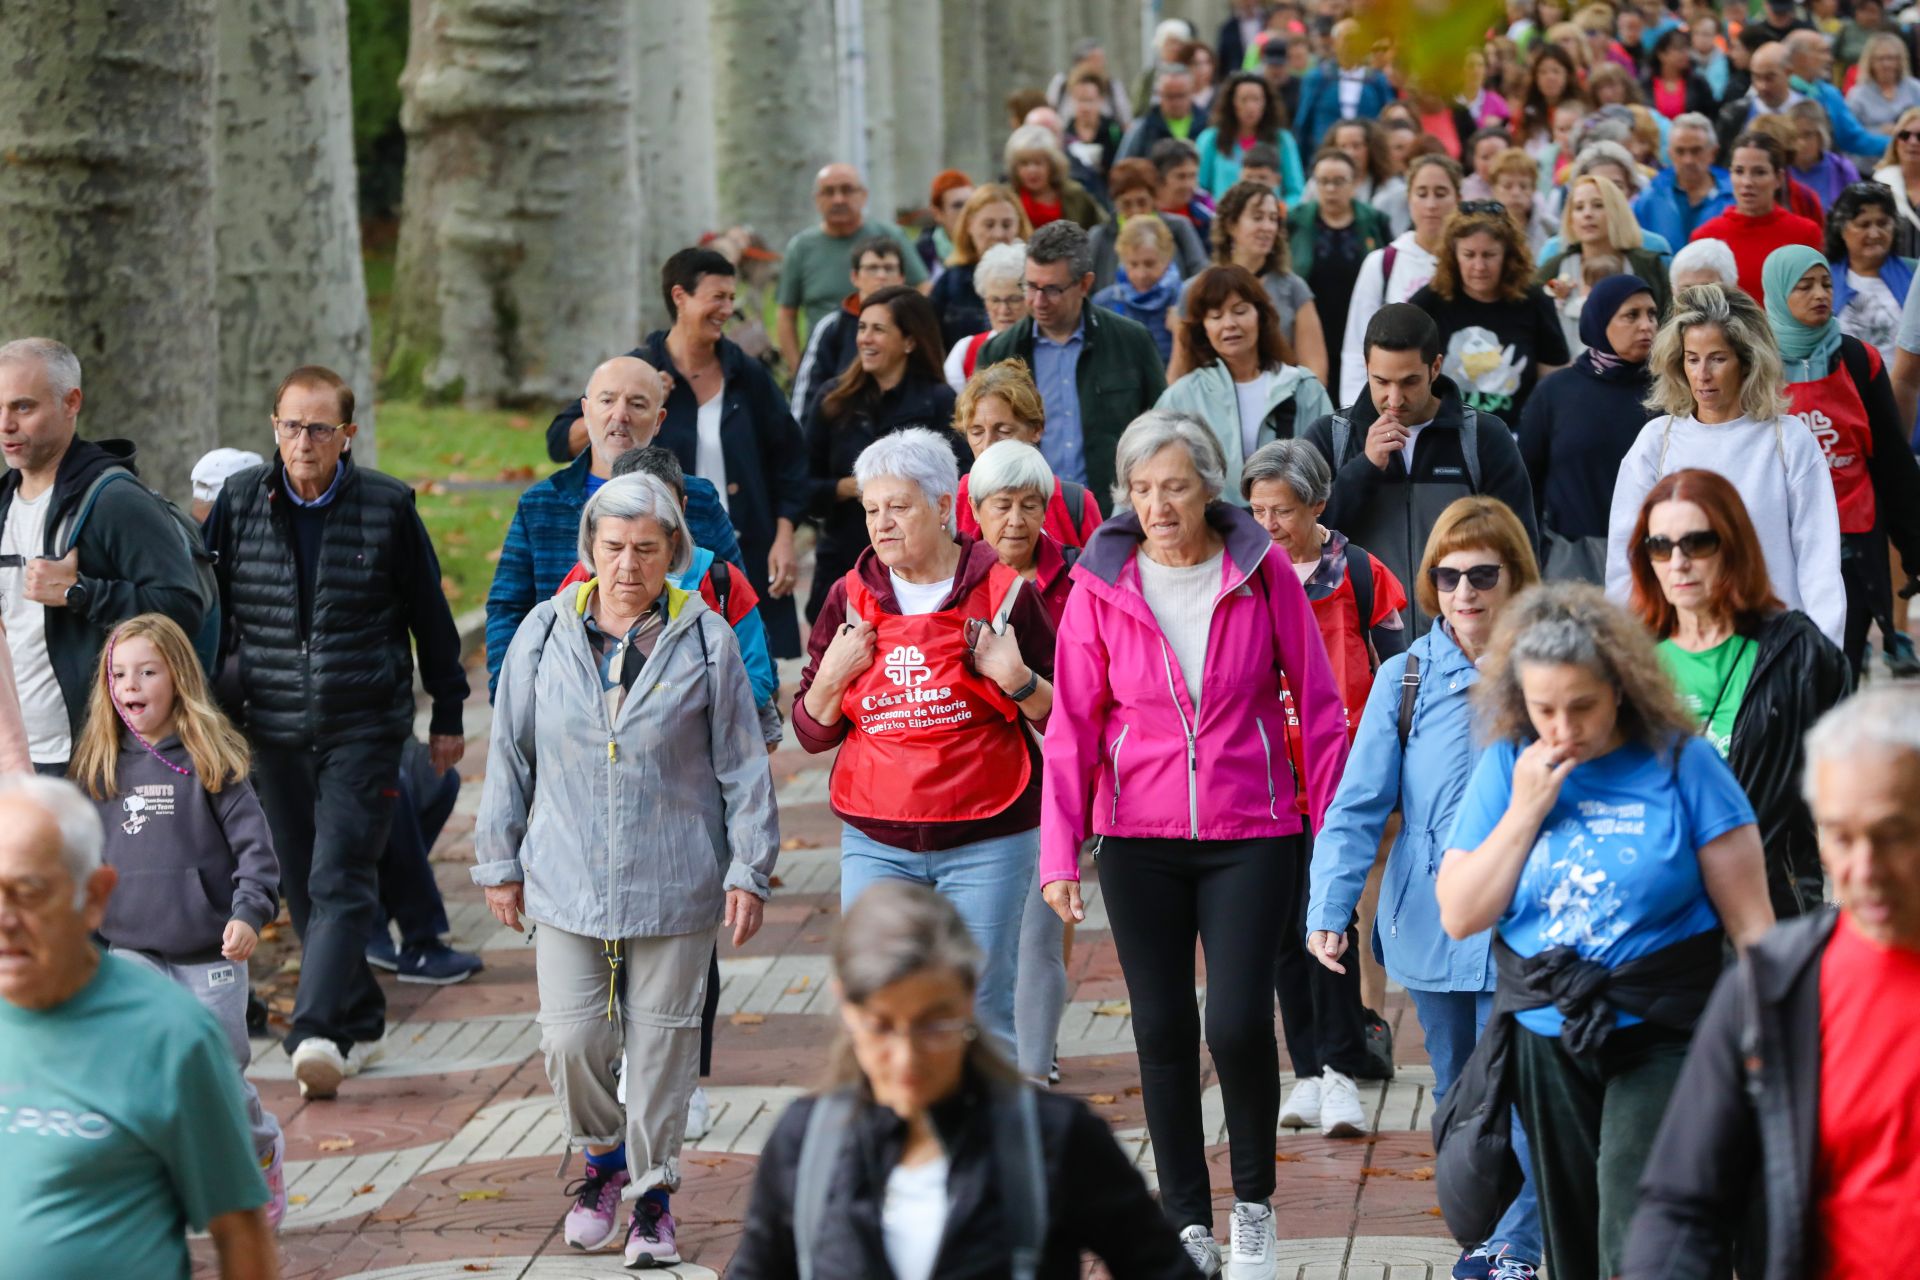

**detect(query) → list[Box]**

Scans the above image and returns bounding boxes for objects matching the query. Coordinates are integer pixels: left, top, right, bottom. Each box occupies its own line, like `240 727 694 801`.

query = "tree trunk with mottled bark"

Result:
389 0 641 407
861 0 899 220
634 1 719 333
940 0 994 181
890 0 945 206
711 0 838 247
0 0 219 501
216 0 375 457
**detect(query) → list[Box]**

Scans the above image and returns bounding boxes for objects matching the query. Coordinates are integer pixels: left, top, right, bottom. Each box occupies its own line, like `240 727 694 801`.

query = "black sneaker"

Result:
1352 1007 1395 1081
365 932 400 972
395 941 484 985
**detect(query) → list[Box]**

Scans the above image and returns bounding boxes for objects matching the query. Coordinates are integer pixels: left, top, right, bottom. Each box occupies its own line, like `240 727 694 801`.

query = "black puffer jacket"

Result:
729 1070 1196 1279
1725 610 1851 919
208 454 468 747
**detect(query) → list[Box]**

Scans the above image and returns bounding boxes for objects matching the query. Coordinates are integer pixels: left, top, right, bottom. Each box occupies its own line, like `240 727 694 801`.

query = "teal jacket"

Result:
1155 362 1334 501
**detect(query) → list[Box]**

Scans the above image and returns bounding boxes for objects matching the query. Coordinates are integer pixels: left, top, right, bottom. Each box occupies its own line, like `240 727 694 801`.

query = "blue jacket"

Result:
1632 166 1734 248
1831 252 1916 315
1798 77 1884 161
1092 265 1182 363
1293 64 1396 153
1306 624 1494 992
1195 127 1306 203
679 544 777 721
484 451 742 697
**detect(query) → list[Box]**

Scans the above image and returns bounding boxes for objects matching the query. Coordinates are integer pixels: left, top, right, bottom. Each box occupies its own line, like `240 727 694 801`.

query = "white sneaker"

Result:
344 1037 384 1078
1279 1076 1322 1129
685 1085 712 1140
1178 1224 1222 1277
291 1038 346 1100
1319 1068 1369 1138
1228 1201 1276 1280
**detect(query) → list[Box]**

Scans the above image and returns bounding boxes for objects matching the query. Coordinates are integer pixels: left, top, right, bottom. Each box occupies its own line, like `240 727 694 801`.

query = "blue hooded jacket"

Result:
1092 263 1182 363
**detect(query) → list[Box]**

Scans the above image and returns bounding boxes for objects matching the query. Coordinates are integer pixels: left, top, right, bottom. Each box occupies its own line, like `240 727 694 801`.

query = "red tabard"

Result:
1277 572 1388 813
828 566 1032 824
1788 362 1875 534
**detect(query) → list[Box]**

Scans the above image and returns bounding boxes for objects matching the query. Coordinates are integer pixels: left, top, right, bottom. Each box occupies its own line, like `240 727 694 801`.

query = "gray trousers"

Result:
533 923 712 1198
1014 863 1068 1082
112 948 282 1161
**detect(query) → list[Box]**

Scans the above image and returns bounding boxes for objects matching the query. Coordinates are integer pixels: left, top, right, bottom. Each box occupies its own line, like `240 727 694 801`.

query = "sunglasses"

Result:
1429 563 1503 592
1643 530 1722 561
1900 130 1920 143
1458 199 1508 217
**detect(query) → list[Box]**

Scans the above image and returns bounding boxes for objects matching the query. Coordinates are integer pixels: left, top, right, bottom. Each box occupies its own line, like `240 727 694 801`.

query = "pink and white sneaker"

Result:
562 1164 630 1251
261 1131 288 1230
624 1198 682 1268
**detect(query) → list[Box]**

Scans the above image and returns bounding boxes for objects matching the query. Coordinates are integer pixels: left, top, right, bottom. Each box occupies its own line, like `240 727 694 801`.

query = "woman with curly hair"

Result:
1409 204 1569 423
1196 71 1306 203
1435 581 1774 1280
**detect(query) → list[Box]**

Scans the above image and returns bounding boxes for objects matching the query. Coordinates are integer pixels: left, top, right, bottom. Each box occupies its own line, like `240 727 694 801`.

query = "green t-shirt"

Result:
1659 634 1757 757
0 953 266 1277
776 220 929 330
1167 114 1194 141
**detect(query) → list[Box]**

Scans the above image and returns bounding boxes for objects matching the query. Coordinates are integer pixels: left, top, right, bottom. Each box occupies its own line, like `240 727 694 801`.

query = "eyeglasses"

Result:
1429 563 1504 592
272 418 346 442
983 294 1027 309
846 1011 977 1049
1458 199 1509 217
1316 173 1353 188
1642 529 1722 561
1023 281 1077 302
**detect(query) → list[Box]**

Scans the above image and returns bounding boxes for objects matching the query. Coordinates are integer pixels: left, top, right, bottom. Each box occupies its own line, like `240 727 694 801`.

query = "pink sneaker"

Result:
624 1198 682 1268
261 1131 288 1231
562 1164 630 1251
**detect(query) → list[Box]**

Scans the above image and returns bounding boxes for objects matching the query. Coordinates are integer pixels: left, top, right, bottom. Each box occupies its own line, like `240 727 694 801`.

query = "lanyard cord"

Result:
1700 634 1752 738
603 938 623 1022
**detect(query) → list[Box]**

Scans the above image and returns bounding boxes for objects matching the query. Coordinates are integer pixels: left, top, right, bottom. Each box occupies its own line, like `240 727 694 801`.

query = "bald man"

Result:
1716 43 1803 159
774 162 927 372
486 355 742 696
207 364 468 1098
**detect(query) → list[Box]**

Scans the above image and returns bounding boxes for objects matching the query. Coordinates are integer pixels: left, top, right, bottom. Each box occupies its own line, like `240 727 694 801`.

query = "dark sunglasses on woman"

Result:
1642 530 1722 562
1429 563 1503 592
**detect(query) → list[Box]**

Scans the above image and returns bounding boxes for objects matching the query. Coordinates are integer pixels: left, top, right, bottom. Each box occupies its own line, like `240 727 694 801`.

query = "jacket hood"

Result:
1343 373 1470 430
1074 502 1273 588
849 532 1000 611
560 575 703 635
681 544 716 585
1114 263 1183 307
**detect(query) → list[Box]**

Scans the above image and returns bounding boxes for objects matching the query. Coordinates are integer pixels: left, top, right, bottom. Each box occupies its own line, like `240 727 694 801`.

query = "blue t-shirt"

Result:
0 954 266 1277
1447 735 1755 1037
584 470 608 498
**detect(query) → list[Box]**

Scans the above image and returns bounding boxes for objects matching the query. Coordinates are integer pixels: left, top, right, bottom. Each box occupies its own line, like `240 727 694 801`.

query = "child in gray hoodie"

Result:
72 613 287 1229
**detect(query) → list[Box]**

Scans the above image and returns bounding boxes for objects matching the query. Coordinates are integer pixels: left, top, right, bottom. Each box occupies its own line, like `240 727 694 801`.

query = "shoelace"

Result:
1232 1207 1273 1259
1489 1259 1537 1280
631 1199 667 1241
563 1166 622 1213
1179 1233 1215 1270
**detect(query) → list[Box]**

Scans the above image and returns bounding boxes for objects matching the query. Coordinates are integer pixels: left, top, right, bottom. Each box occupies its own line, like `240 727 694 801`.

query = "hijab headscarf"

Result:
1575 273 1656 382
1763 243 1844 382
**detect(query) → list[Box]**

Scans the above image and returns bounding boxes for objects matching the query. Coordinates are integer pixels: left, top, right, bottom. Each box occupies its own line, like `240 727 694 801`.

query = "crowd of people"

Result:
9 2 1920 1278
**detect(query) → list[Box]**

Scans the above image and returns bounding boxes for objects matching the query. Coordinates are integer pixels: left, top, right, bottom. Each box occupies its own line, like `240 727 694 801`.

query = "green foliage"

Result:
348 0 409 217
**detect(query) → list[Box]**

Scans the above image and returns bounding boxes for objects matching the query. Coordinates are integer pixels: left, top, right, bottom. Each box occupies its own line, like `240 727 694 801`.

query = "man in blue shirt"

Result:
1785 29 1887 163
1633 115 1734 246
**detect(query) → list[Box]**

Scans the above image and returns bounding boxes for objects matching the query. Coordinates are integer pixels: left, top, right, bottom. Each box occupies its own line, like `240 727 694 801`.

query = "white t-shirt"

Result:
1399 417 1435 474
889 572 954 616
1136 548 1225 708
1337 67 1369 117
1843 269 1903 363
1234 371 1280 457
0 488 70 763
694 390 727 512
881 1155 951 1280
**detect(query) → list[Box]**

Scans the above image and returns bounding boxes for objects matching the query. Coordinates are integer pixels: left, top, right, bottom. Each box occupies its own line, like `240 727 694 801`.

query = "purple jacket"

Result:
1040 504 1349 885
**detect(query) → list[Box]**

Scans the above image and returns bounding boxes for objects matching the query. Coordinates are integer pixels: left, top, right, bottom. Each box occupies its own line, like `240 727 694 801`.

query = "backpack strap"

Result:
1343 542 1379 673
1380 244 1399 294
1397 651 1421 748
1060 480 1087 531
56 467 140 556
709 559 732 619
793 1089 859 1280
1458 408 1483 492
990 1081 1048 1280
1836 332 1874 396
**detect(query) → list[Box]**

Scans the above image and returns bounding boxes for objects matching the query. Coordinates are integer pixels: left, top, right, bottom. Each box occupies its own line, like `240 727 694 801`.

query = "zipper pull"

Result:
607 738 617 764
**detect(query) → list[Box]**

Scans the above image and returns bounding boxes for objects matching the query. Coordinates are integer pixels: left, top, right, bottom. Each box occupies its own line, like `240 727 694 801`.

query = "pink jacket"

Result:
1039 506 1348 885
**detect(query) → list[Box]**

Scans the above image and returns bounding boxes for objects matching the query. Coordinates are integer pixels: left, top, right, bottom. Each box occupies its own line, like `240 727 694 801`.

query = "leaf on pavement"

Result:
1091 1000 1131 1017
457 1188 503 1201
731 1012 766 1026
317 1138 355 1152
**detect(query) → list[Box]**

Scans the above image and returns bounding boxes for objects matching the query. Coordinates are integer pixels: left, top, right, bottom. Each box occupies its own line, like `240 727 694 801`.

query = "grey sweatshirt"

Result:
96 735 281 961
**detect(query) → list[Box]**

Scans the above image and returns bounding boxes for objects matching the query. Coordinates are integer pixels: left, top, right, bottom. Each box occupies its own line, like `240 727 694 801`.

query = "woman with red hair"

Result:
1626 468 1850 920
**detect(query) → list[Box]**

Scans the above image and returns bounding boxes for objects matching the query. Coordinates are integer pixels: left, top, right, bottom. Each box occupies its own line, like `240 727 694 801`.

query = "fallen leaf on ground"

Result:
462 1265 494 1272
1088 1093 1117 1104
1123 1085 1142 1097
1275 1152 1304 1162
352 1184 376 1195
456 1189 503 1201
731 1012 766 1026
768 875 784 888
317 1138 355 1153
1091 1000 1132 1017
1427 1207 1446 1217
287 1195 308 1205
784 976 811 995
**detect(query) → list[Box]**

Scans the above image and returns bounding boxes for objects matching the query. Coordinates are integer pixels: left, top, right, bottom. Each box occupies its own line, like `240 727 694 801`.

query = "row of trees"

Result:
0 0 1237 498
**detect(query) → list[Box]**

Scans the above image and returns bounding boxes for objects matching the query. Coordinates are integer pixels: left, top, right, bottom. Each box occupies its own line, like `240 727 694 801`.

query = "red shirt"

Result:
1814 913 1920 1277
1690 205 1825 304
1019 190 1063 228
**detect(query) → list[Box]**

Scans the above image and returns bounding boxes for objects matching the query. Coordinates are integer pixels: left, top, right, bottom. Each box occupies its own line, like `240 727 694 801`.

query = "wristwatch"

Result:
1007 668 1040 702
63 580 90 613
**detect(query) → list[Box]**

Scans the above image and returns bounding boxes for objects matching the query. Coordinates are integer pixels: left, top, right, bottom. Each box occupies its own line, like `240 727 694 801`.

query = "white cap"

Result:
190 448 265 504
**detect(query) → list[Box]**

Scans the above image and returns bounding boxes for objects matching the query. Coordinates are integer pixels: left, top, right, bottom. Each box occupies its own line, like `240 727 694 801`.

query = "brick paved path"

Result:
195 659 1462 1280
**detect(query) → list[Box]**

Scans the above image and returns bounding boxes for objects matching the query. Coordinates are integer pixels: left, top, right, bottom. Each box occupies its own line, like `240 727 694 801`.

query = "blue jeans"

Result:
840 824 1036 1058
1407 987 1543 1264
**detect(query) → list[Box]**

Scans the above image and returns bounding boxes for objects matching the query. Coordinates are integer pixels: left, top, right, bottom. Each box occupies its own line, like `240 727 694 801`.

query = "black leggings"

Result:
1099 834 1295 1232
1272 830 1369 1078
1841 530 1892 678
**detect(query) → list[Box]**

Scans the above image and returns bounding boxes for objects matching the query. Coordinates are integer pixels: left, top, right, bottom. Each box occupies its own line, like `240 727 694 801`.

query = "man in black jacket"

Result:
0 338 206 773
207 364 469 1101
1623 686 1920 1280
1300 305 1538 643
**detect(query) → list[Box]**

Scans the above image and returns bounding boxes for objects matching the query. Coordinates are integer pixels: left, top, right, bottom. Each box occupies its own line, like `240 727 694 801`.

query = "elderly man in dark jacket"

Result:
1623 686 1920 1280
207 364 469 1101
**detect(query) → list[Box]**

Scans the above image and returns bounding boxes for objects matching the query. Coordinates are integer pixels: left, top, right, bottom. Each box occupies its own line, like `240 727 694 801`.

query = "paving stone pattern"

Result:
193 659 1462 1279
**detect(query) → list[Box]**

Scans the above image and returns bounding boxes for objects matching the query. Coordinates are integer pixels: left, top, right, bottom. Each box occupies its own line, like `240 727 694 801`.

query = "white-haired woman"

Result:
944 240 1028 392
1005 123 1106 232
1041 410 1348 1276
1604 284 1846 646
1667 238 1738 291
968 438 1080 1088
793 428 1059 1060
475 474 778 1268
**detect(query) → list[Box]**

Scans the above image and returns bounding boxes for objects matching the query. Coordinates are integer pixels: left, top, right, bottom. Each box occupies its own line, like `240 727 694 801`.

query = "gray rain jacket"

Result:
472 579 778 939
